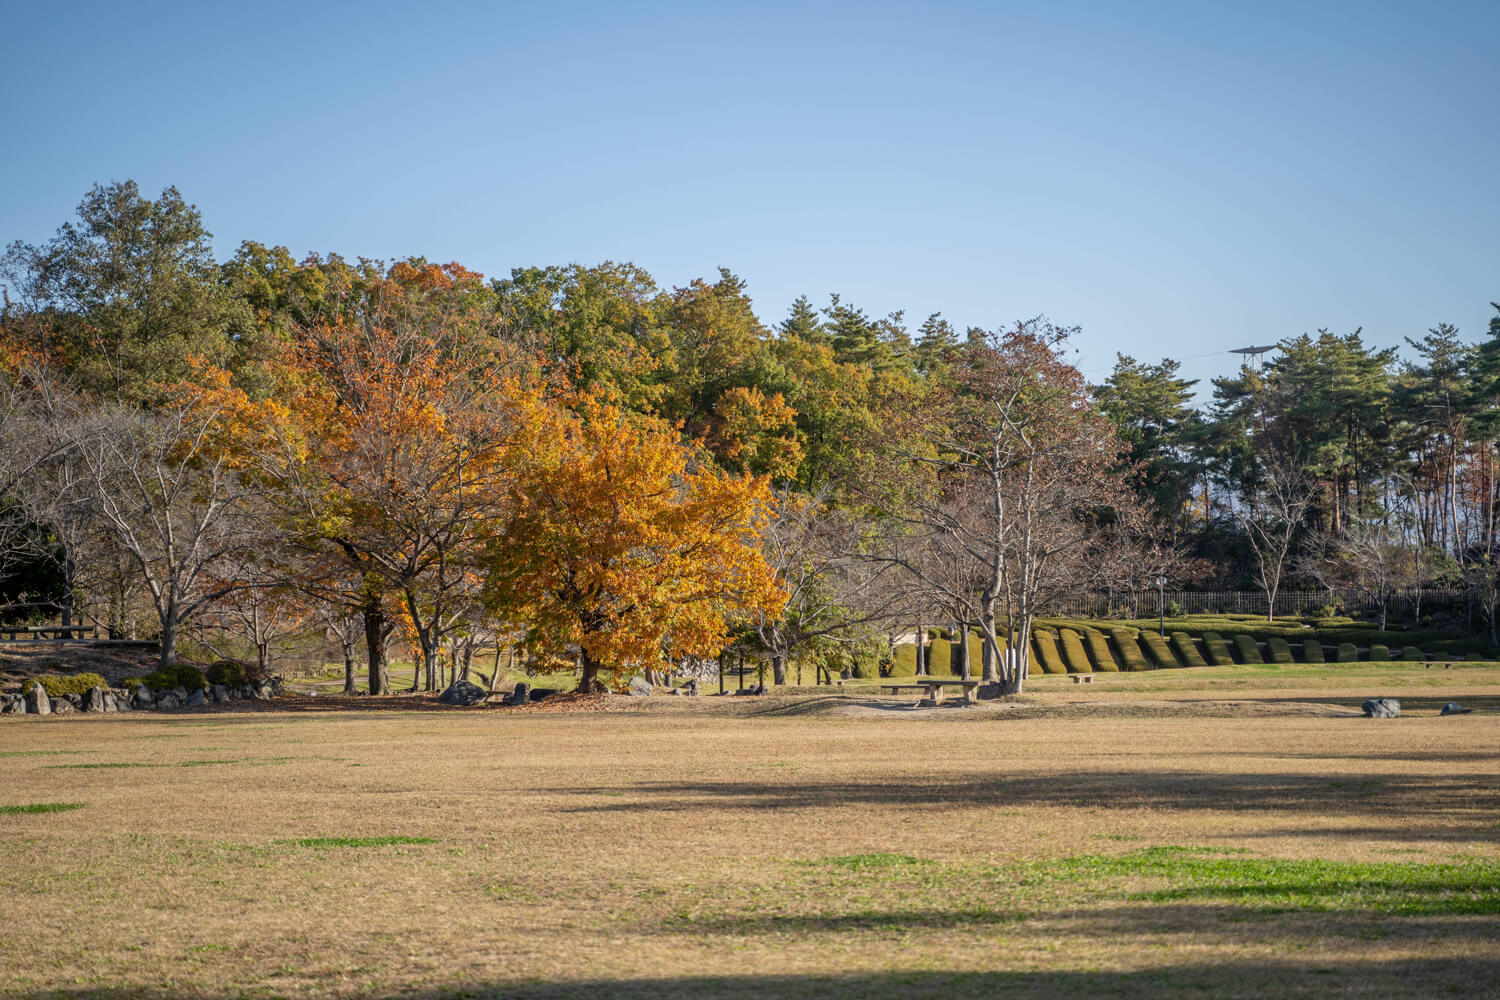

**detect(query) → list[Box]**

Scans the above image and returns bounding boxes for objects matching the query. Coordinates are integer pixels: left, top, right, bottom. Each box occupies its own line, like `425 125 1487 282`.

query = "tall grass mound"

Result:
1139 631 1182 668
1057 629 1092 673
927 634 952 675
1265 636 1295 664
1400 646 1426 662
1031 630 1068 674
1301 640 1326 663
1083 628 1120 671
1109 628 1152 671
1170 632 1208 667
1201 632 1236 666
22 673 109 697
1232 635 1264 665
1368 644 1391 661
1336 642 1359 663
890 643 919 677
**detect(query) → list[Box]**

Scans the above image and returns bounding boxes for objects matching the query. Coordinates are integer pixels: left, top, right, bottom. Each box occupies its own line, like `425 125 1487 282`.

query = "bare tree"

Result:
1235 461 1314 621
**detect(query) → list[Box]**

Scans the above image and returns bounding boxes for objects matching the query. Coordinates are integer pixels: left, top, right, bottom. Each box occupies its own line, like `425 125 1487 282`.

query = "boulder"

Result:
528 688 556 702
680 679 699 697
185 689 207 707
628 676 655 697
502 682 530 707
171 686 189 703
438 680 488 706
3 695 24 715
156 691 180 710
210 684 229 704
251 683 270 700
50 697 74 714
101 691 117 713
63 693 82 708
83 687 107 713
132 684 155 709
1362 697 1401 719
1440 702 1472 716
27 685 51 715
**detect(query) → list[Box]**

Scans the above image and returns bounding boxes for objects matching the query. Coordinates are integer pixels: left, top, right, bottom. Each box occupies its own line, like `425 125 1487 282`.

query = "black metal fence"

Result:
1052 588 1471 621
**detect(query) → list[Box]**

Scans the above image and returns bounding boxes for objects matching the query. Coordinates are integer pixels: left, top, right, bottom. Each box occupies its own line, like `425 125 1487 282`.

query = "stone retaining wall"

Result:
0 678 284 716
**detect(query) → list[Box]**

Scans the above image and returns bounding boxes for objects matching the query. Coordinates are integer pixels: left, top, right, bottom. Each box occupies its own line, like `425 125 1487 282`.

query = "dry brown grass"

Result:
2 666 1498 999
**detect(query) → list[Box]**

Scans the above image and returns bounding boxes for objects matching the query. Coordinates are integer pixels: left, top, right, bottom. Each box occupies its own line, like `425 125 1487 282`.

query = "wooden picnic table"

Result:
879 677 982 705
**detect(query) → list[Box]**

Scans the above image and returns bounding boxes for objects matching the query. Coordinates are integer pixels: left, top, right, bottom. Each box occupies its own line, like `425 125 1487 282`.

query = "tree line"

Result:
1 182 1496 693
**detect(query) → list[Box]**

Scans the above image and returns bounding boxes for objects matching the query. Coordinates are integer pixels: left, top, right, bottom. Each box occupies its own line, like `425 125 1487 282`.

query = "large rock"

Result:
209 684 229 704
132 685 155 709
50 697 74 715
171 686 190 703
528 688 556 702
185 689 206 707
438 680 488 706
3 694 24 714
1440 702 1472 716
502 682 530 707
156 691 180 710
83 687 107 713
628 676 655 697
1362 697 1401 718
680 679 699 697
27 684 51 715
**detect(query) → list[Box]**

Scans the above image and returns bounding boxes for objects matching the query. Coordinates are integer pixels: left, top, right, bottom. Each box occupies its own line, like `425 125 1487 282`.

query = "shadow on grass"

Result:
546 770 1500 838
14 960 1500 999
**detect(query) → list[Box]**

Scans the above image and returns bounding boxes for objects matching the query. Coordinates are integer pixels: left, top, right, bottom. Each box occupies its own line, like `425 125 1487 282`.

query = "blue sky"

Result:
3 1 1496 395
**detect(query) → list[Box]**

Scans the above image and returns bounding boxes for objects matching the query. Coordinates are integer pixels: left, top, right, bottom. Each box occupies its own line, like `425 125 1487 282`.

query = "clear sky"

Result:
3 1 1496 396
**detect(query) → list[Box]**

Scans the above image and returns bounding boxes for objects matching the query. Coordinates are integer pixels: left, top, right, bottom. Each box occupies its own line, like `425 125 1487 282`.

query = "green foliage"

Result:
21 673 108 697
206 661 252 687
1265 636 1295 664
1369 644 1391 661
807 853 931 871
890 643 918 678
1301 640 1326 663
1139 630 1181 668
1083 628 1120 671
1170 632 1208 668
1231 635 1264 664
1336 642 1359 663
137 664 209 692
1201 632 1236 666
1400 646 1426 662
1057 628 1092 673
1031 630 1068 674
1108 628 1152 671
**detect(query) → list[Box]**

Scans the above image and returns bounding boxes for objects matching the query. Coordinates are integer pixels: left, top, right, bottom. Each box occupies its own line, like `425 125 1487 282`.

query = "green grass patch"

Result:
287 836 437 849
0 802 85 814
806 853 932 871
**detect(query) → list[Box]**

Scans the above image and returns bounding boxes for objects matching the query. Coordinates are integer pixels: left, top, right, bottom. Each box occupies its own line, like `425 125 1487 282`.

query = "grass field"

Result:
2 665 1498 999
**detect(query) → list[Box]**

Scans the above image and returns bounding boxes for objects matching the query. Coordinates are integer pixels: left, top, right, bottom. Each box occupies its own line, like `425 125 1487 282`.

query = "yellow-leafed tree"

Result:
485 394 786 692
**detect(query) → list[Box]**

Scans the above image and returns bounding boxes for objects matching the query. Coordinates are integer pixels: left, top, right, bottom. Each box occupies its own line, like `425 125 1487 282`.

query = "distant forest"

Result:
2 182 1498 689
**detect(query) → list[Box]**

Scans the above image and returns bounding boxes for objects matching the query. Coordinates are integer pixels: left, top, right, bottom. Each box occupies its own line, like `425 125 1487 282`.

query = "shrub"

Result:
890 644 918 678
1232 635 1264 665
1058 629 1092 673
1139 631 1182 668
1201 632 1236 666
1301 640 1326 664
21 673 109 697
1109 628 1152 671
1031 630 1068 674
927 638 952 676
1265 637 1295 664
139 663 209 692
1084 628 1119 671
1336 643 1358 663
1368 644 1391 661
206 660 250 687
1400 646 1426 662
1163 600 1185 618
851 656 881 679
1170 632 1208 667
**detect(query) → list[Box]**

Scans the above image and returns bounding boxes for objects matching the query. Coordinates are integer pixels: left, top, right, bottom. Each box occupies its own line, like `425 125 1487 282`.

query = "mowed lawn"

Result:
2 668 1498 999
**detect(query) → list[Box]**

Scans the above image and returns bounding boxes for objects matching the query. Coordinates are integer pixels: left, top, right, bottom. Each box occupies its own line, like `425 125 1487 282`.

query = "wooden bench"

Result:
1070 674 1094 684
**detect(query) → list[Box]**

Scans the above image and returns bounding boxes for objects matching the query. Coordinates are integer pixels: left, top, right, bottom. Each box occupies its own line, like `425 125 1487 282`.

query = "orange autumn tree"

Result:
484 393 786 692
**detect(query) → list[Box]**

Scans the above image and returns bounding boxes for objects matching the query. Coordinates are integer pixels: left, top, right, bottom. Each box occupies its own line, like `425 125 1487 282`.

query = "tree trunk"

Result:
342 642 358 695
363 603 390 696
771 654 787 685
577 650 602 693
914 618 927 675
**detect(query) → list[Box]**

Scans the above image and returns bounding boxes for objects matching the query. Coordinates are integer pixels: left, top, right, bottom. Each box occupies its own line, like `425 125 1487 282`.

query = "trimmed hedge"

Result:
1232 635 1264 665
1084 628 1120 671
1201 632 1236 666
1400 646 1426 662
1368 644 1391 661
1265 636 1295 664
890 644 918 677
206 660 254 686
927 637 952 675
1031 630 1068 674
1058 628 1092 673
1336 643 1359 663
1109 628 1152 671
22 672 109 697
1139 630 1182 668
1170 632 1208 668
1301 640 1325 663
